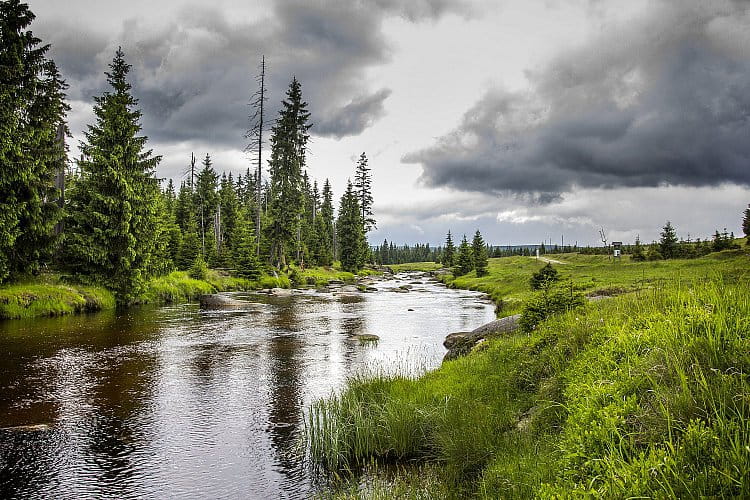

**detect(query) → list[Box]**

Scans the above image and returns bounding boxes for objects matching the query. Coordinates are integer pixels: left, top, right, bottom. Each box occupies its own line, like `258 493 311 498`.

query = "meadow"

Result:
308 249 750 498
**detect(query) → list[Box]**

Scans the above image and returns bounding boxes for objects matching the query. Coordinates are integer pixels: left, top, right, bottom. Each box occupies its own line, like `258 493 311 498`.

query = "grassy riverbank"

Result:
0 279 115 320
0 263 381 320
308 252 750 498
396 250 750 316
0 269 290 320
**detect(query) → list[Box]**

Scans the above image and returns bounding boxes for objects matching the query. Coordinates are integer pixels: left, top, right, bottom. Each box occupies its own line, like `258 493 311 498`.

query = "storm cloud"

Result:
37 0 470 148
405 0 750 200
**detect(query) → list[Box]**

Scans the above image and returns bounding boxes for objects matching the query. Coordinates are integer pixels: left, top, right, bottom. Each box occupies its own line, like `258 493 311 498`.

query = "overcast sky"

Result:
31 0 750 246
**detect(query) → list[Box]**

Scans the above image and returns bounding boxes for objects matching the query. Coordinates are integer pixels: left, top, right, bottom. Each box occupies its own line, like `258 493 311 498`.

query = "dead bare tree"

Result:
244 55 268 256
599 227 611 260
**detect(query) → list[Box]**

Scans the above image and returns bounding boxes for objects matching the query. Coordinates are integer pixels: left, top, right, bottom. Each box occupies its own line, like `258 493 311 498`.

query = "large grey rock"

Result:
443 314 521 362
470 314 520 336
199 294 249 308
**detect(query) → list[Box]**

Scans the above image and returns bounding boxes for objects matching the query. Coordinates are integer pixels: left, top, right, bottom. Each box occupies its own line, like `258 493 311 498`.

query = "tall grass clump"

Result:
308 275 750 498
0 283 114 319
538 278 750 498
140 271 216 303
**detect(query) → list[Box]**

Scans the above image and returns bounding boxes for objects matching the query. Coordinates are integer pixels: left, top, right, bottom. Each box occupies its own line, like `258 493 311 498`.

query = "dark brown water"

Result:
0 272 494 499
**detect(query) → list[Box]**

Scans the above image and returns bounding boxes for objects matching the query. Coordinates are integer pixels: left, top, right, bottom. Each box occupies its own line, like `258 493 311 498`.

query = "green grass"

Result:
307 257 750 497
443 250 750 316
138 271 218 304
388 262 442 273
0 279 115 319
293 265 356 287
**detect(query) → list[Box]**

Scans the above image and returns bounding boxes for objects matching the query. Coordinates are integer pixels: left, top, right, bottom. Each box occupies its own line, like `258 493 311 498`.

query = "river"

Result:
0 272 495 499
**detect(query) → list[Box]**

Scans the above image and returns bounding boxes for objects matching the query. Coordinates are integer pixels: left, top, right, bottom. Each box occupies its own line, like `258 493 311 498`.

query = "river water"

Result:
0 272 495 499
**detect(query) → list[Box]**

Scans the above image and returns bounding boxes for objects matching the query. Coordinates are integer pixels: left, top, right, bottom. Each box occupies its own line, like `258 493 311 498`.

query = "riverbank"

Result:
393 249 750 316
0 264 379 320
308 252 750 498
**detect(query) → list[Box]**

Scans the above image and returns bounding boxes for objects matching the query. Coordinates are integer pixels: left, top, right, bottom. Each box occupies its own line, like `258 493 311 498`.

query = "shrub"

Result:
530 263 559 290
519 286 585 333
189 254 208 280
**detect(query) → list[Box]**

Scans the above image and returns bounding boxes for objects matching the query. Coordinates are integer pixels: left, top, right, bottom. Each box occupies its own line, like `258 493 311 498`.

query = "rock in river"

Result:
199 294 249 309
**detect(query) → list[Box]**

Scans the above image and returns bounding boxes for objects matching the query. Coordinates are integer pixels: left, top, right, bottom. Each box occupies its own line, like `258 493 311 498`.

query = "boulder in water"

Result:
199 294 249 308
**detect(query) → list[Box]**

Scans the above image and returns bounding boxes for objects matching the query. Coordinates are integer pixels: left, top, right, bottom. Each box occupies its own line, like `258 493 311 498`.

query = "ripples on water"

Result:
0 272 495 499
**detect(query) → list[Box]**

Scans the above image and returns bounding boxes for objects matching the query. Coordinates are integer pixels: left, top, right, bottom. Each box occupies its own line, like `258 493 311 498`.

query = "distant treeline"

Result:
374 222 747 266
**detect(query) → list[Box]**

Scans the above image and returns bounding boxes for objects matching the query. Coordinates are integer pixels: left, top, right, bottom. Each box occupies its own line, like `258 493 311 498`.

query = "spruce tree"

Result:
217 172 240 266
317 179 335 266
63 48 162 303
354 152 375 232
233 208 261 279
266 77 311 268
454 235 473 276
631 235 645 261
743 204 750 246
196 154 219 259
337 181 365 272
659 221 678 259
0 0 69 282
472 230 488 277
442 230 455 267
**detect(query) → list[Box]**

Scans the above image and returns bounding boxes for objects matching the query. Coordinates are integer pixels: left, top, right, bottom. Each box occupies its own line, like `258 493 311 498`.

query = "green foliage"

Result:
442 230 455 267
659 221 679 259
314 179 335 266
337 181 365 273
62 48 163 304
712 228 738 252
743 204 750 245
233 209 261 279
630 235 646 261
472 230 489 277
308 275 750 498
354 152 376 233
0 280 114 319
454 235 473 276
529 263 560 290
518 285 585 333
139 271 215 304
0 0 68 282
266 77 311 268
189 253 208 281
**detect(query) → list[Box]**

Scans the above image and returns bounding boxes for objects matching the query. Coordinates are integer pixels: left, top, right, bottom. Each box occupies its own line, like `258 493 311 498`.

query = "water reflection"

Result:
0 273 496 498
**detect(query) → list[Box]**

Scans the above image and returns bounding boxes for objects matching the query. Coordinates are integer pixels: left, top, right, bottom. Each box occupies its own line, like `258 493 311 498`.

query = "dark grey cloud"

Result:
36 0 468 149
316 88 392 138
404 0 750 201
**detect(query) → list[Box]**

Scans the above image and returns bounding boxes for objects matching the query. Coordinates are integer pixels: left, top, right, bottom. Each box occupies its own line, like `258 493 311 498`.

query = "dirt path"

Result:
533 256 567 264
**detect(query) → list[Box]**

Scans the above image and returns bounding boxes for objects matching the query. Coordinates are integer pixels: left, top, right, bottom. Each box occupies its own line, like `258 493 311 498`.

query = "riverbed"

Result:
0 272 495 499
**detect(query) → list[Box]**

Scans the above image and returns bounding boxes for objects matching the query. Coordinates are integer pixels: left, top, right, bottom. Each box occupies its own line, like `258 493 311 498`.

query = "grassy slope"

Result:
399 251 749 316
308 250 750 498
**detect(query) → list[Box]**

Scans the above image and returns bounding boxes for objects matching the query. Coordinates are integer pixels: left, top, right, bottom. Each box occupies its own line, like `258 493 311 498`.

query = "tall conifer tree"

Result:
472 230 488 277
64 48 162 303
354 152 375 232
443 230 455 267
266 77 311 268
0 0 69 282
455 235 473 276
337 181 365 272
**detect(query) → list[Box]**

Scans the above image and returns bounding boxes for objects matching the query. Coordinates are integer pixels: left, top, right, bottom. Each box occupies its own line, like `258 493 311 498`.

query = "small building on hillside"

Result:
612 241 622 258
